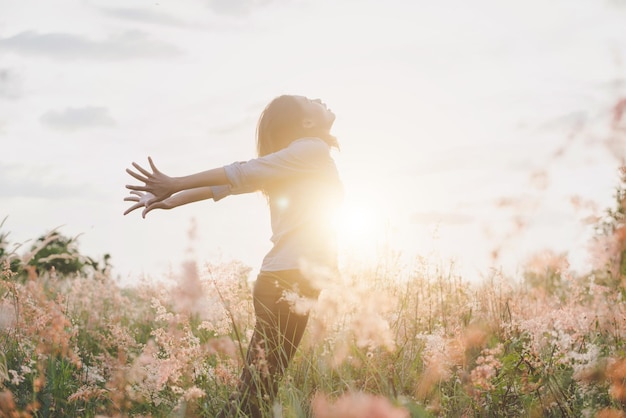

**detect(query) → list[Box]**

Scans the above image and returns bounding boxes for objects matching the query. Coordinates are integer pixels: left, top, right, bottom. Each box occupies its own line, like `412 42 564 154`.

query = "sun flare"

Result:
334 201 388 260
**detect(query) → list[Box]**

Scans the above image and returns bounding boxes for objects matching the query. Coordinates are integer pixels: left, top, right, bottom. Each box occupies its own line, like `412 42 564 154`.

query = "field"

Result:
1 170 626 418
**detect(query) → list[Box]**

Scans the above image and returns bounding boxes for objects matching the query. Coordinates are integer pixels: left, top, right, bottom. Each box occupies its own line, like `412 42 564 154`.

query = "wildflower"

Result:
0 301 15 330
68 385 107 403
213 363 239 387
183 386 205 401
596 408 626 418
470 363 497 391
416 335 459 398
0 390 18 418
570 344 603 385
205 336 239 360
462 324 489 352
311 391 409 418
607 357 626 403
280 290 316 315
8 370 24 386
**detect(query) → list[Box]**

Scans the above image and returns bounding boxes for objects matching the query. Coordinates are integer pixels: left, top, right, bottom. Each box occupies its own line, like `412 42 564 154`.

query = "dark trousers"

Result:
219 270 319 418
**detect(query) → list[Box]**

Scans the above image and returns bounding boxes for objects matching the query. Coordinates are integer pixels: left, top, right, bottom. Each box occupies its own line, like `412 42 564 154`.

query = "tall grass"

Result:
1 191 626 418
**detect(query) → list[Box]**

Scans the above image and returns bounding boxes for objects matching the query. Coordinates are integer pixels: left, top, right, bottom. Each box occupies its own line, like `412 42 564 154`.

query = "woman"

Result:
124 95 343 417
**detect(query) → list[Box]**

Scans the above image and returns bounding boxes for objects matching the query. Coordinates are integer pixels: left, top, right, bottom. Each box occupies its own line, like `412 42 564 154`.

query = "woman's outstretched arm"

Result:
125 157 229 204
124 187 217 218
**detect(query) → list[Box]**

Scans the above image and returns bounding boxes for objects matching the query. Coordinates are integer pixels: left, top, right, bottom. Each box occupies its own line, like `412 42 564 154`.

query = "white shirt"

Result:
212 137 343 273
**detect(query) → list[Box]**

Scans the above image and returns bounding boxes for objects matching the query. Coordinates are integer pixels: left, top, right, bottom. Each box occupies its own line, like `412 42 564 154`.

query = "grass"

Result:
0 239 625 418
1 167 625 417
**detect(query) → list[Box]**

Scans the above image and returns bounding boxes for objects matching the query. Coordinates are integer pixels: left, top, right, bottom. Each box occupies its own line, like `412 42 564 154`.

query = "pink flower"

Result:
311 391 409 418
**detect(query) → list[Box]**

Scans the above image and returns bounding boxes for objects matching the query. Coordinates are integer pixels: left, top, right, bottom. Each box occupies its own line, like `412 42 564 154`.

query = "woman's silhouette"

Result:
124 95 343 417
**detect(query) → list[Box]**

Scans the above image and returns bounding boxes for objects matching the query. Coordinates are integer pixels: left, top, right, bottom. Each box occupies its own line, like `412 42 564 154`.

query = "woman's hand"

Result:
123 191 174 218
125 157 177 204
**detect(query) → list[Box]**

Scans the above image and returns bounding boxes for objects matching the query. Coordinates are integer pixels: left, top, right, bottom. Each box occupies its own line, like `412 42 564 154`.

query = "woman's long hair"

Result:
256 95 338 157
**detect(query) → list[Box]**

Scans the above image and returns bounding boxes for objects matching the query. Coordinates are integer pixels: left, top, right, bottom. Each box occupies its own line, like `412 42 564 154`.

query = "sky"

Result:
1 0 625 284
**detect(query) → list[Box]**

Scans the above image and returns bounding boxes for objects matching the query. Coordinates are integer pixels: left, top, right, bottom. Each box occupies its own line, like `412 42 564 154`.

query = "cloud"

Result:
206 0 275 16
0 68 22 100
0 163 87 199
0 30 181 60
410 211 473 225
40 106 116 131
100 7 199 29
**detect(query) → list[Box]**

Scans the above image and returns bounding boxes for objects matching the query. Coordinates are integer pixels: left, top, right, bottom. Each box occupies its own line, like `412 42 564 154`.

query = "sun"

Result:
334 200 388 260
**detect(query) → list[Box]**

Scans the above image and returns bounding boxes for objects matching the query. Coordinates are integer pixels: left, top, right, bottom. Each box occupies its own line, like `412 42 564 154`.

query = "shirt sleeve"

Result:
223 137 331 192
210 185 232 202
210 183 258 202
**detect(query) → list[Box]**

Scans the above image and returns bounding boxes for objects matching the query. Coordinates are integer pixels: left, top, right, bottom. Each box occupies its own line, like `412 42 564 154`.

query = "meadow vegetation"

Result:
0 165 625 418
2 97 626 417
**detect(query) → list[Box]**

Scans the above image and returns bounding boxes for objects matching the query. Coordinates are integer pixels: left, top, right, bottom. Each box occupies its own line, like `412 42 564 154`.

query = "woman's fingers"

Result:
125 191 154 202
125 158 167 217
124 159 164 217
126 168 148 183
142 201 163 218
124 190 158 216
132 161 153 177
123 202 143 216
126 184 149 192
148 157 160 174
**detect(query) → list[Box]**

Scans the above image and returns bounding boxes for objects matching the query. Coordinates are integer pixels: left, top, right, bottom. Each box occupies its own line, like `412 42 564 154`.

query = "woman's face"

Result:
294 96 336 131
